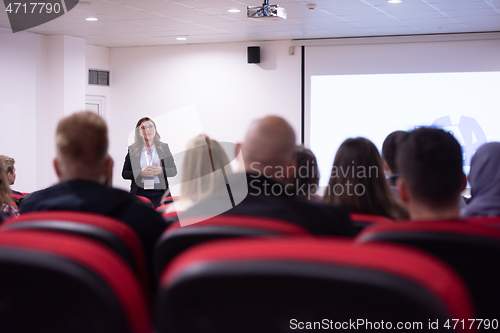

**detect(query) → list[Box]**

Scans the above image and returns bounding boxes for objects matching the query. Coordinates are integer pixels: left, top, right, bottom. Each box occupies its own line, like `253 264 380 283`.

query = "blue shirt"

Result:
140 144 161 184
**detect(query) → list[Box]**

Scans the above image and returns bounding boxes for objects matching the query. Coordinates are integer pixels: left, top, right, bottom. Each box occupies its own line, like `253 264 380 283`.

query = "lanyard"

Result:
144 145 155 167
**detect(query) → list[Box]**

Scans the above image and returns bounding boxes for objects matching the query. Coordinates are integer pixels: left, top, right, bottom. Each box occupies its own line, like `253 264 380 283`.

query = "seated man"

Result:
20 112 168 270
182 116 354 236
0 155 23 207
396 127 466 220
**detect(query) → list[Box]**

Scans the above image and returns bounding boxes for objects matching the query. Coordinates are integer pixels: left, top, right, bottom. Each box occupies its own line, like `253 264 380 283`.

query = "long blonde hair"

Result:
179 134 231 204
0 159 12 207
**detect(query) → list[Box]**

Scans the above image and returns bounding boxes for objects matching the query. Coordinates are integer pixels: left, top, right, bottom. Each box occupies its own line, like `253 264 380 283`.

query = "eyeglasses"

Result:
140 125 155 131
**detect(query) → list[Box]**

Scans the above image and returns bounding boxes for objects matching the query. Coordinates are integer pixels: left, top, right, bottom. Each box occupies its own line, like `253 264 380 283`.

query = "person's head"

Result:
396 127 466 220
0 155 16 185
323 137 406 220
53 111 113 184
0 158 12 207
180 134 232 203
291 146 320 199
134 117 161 148
381 130 407 176
241 115 296 183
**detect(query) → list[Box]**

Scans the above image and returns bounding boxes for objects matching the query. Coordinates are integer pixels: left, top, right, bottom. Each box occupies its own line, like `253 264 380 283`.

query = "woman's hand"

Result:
141 164 162 177
152 163 162 175
141 166 154 177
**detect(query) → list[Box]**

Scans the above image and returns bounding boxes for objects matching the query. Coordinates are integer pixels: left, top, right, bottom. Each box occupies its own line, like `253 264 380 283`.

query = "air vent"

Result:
89 69 110 86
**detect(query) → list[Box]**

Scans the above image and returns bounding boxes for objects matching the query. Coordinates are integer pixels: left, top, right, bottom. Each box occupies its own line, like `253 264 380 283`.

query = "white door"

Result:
85 95 106 117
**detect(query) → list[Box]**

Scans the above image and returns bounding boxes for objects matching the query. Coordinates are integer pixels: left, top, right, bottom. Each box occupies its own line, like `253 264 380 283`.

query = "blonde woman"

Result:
0 158 18 221
122 117 177 208
163 134 231 214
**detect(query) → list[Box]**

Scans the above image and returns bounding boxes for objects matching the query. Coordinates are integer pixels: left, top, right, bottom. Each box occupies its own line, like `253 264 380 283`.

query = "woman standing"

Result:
122 117 177 208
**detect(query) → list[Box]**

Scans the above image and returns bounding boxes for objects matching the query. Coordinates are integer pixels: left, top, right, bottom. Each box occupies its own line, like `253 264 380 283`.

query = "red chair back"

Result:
157 238 475 333
1 211 150 296
0 231 150 333
357 220 500 321
466 216 500 228
349 213 394 234
153 215 311 279
11 193 24 200
136 195 154 208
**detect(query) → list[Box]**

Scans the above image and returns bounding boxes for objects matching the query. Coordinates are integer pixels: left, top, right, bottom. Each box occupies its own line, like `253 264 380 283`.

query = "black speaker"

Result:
247 46 260 64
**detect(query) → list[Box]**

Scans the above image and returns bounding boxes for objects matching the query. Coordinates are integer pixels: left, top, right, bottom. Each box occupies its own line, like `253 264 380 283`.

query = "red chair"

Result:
0 230 150 333
156 238 475 333
161 210 179 226
156 198 180 213
1 211 150 296
11 192 25 208
466 216 500 228
156 204 169 213
357 220 500 322
153 215 310 279
11 192 24 201
158 196 179 206
161 210 178 219
349 213 394 234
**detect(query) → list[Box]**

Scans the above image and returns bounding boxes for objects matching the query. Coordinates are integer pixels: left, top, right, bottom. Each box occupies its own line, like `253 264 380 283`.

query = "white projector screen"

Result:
303 35 500 187
310 71 500 186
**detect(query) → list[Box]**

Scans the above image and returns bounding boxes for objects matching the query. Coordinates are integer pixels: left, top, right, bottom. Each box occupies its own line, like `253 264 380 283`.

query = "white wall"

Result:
0 27 44 193
108 40 302 190
0 32 301 193
85 44 111 118
0 29 86 192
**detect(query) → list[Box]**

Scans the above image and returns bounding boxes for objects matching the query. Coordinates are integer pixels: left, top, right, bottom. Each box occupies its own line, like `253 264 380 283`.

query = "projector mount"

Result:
247 0 287 20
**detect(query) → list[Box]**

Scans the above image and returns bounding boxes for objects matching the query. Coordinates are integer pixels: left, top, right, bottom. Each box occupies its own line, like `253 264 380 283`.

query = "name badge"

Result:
144 179 154 190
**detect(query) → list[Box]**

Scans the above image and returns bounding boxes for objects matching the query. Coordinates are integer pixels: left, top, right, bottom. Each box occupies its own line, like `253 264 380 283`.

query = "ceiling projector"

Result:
247 0 287 20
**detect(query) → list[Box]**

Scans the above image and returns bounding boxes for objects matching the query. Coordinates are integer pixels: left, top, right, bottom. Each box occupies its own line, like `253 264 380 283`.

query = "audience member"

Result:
0 159 18 221
289 145 321 201
0 155 24 207
20 111 168 272
462 142 500 218
323 137 408 220
122 117 177 208
396 127 466 220
162 134 232 213
182 116 354 236
381 130 407 195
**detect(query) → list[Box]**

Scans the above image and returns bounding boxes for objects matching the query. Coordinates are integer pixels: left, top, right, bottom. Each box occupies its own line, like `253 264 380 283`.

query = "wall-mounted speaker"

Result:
247 46 260 64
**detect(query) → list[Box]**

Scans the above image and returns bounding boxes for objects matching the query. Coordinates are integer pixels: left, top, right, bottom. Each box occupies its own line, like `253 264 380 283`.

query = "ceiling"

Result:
1 0 500 48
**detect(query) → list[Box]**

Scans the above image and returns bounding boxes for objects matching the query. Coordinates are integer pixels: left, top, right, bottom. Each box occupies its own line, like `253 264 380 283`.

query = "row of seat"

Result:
1 212 499 332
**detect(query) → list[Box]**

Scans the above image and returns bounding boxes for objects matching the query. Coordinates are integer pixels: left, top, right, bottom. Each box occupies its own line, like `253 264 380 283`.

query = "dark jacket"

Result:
20 180 169 272
122 142 177 195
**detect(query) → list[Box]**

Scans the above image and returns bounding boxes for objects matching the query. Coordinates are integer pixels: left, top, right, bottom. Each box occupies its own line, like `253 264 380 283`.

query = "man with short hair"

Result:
396 127 466 220
20 112 168 269
182 115 354 236
0 155 23 206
